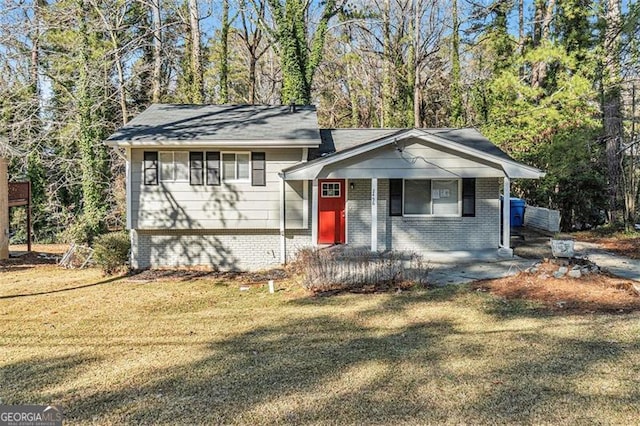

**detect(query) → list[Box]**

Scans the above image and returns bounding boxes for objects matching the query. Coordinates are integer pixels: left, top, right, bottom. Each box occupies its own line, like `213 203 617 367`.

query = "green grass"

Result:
1 265 639 424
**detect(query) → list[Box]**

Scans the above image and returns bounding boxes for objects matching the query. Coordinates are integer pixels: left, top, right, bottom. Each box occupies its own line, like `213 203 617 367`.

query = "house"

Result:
105 104 544 270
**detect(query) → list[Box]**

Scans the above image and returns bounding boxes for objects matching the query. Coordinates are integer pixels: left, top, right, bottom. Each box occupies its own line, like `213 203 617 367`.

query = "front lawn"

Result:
1 265 639 424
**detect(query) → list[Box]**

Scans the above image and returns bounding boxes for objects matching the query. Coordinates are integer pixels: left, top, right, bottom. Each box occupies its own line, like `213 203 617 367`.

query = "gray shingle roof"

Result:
311 128 514 161
106 104 321 144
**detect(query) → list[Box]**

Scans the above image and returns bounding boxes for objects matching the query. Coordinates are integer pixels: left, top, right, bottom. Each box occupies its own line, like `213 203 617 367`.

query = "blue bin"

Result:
510 198 526 227
500 196 526 228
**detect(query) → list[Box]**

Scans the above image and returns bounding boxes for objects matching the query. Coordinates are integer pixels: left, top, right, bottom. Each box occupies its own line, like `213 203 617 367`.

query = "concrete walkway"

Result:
428 257 534 286
426 242 640 286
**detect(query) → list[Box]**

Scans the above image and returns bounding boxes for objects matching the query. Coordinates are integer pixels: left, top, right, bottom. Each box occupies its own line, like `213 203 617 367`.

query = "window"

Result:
143 151 158 185
402 179 462 216
222 153 250 181
321 182 341 197
159 151 189 182
432 179 459 215
404 180 431 215
462 178 476 217
206 152 221 185
251 152 266 186
190 152 204 185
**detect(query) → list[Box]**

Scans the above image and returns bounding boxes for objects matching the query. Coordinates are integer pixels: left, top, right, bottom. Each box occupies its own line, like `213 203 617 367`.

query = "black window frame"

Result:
389 179 403 216
206 151 221 186
251 152 266 186
462 178 476 217
189 152 204 185
143 151 158 186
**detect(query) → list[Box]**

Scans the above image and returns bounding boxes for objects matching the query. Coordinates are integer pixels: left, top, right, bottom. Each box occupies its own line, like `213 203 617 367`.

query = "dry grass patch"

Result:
1 266 639 424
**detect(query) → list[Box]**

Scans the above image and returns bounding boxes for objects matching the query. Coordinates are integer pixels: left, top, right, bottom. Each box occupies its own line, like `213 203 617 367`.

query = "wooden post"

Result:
27 181 32 253
0 157 8 260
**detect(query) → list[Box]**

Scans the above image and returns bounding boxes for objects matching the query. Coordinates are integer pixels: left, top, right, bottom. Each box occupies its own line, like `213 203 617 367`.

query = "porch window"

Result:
222 153 250 182
402 179 461 216
432 179 459 215
159 151 189 182
404 180 431 215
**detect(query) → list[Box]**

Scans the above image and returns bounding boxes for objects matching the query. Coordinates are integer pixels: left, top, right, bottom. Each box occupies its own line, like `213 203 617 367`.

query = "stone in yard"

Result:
553 270 566 279
568 269 582 279
581 267 591 275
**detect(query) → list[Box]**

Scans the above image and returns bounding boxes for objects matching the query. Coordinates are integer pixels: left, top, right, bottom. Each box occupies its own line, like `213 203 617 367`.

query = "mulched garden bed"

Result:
472 259 640 314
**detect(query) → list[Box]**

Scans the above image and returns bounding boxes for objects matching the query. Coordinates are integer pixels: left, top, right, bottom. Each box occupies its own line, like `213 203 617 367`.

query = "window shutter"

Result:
389 179 403 216
251 152 266 186
143 151 158 185
206 152 220 185
462 178 476 217
189 152 204 185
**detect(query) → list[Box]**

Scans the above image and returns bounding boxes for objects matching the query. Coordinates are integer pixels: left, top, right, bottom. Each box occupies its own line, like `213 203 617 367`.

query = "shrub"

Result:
293 246 430 293
93 231 130 275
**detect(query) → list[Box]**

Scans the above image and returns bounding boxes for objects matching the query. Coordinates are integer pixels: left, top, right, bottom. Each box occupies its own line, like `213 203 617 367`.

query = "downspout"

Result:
278 172 286 264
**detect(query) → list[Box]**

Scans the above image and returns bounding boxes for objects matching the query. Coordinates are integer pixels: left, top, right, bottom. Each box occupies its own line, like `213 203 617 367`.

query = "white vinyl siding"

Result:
130 148 307 230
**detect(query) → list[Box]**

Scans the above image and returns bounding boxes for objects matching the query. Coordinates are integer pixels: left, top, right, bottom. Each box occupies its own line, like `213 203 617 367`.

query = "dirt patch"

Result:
472 260 640 314
0 251 60 269
577 236 640 259
127 267 290 284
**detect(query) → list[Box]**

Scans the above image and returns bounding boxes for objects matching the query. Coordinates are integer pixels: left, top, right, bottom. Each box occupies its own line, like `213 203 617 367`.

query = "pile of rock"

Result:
525 258 601 280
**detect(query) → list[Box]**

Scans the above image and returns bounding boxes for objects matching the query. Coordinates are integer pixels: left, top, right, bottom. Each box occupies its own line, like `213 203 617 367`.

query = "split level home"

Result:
105 104 544 270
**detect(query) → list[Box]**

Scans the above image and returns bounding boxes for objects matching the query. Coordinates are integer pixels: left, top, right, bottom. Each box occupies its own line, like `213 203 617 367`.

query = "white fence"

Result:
524 206 561 232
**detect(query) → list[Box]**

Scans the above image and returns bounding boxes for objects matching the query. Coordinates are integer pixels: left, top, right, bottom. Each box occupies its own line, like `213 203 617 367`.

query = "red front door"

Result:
318 179 346 244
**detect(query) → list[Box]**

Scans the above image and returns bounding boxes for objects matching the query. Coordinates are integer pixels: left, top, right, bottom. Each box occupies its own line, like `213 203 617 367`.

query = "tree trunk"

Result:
78 0 107 238
531 0 555 90
188 0 203 103
220 0 230 103
381 0 392 127
450 0 463 126
603 0 622 223
151 0 162 103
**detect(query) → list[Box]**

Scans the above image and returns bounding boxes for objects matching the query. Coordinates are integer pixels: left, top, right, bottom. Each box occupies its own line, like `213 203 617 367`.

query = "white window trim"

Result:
402 179 462 217
222 152 251 183
159 151 189 183
321 182 341 198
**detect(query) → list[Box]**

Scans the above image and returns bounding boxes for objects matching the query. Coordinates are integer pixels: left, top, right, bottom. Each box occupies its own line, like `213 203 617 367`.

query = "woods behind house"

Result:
0 0 639 242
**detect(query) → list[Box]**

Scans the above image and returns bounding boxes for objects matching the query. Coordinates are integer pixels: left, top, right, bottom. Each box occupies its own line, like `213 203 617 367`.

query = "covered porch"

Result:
278 129 544 262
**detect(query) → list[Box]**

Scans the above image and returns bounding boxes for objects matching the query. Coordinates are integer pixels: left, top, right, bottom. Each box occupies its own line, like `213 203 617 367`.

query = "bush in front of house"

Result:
93 231 130 275
293 246 430 293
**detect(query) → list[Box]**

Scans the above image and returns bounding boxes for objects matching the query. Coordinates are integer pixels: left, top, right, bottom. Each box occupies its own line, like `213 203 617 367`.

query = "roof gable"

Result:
284 128 544 179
